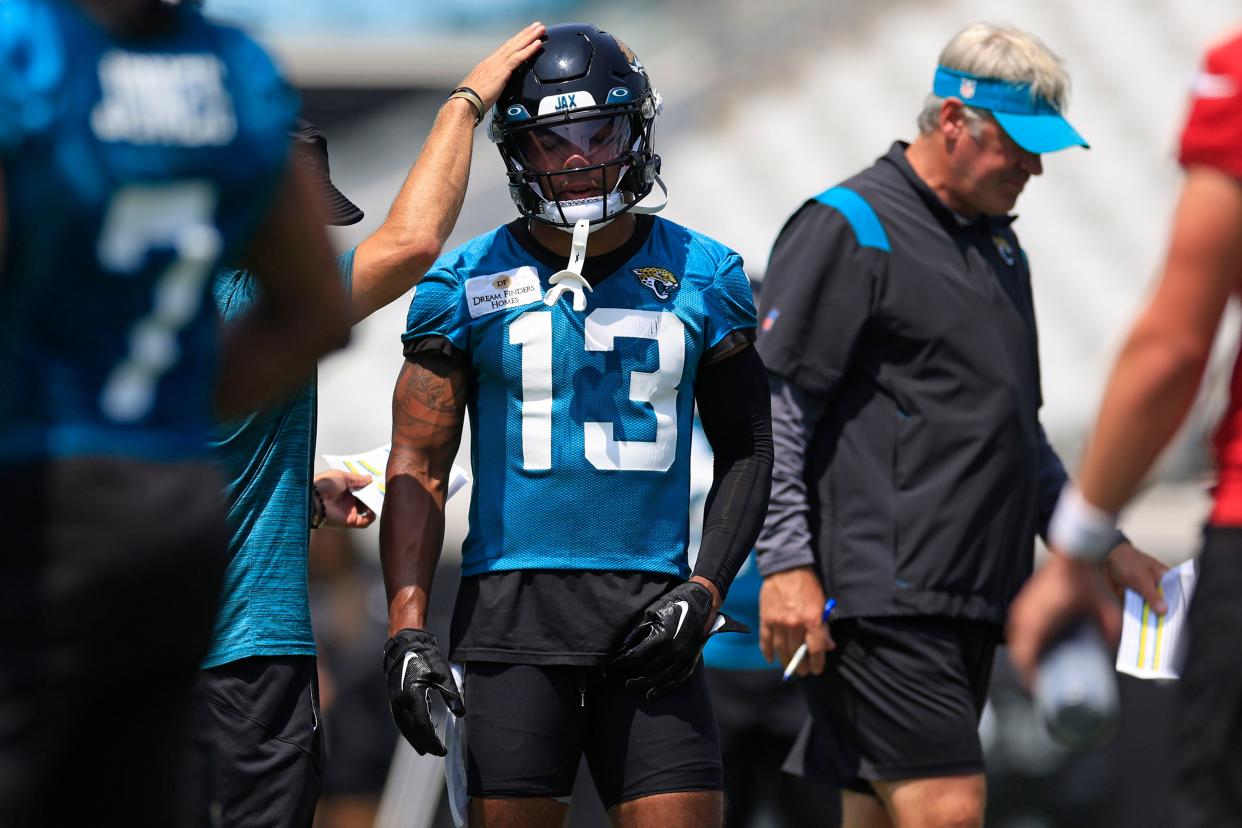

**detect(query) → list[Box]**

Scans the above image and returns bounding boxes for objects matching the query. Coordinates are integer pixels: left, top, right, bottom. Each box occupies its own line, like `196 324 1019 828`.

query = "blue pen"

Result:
782 598 837 681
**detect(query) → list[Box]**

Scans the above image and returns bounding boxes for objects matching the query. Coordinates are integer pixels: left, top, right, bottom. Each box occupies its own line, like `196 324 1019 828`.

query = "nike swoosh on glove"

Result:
382 628 465 756
607 581 749 700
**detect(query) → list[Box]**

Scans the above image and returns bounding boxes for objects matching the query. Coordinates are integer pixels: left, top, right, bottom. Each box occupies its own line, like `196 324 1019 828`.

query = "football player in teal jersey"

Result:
0 0 350 825
187 27 546 827
380 24 773 827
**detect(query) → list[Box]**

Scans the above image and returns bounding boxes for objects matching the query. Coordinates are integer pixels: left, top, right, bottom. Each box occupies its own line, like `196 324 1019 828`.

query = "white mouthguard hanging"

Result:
543 218 593 312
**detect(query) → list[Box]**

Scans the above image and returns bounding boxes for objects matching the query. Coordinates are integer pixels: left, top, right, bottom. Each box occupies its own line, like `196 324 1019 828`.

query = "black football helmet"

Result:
489 23 662 227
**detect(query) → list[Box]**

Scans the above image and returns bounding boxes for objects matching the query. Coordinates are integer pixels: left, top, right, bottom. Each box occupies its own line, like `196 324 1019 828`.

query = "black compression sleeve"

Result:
692 344 774 599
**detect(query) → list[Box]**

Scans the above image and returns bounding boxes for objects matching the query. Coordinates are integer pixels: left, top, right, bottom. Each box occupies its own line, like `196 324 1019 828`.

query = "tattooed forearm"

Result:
388 355 468 494
401 352 467 414
393 355 467 429
381 352 468 632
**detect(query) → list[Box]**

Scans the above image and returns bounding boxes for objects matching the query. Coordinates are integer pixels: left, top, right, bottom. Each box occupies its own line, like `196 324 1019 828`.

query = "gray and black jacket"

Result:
755 141 1068 625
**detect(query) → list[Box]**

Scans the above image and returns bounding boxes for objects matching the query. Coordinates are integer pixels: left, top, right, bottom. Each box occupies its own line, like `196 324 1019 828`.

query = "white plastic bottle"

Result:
1033 620 1119 750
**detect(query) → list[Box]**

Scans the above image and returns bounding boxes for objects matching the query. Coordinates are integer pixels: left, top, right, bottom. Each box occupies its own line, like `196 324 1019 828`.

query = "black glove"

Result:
382 628 465 756
607 581 749 700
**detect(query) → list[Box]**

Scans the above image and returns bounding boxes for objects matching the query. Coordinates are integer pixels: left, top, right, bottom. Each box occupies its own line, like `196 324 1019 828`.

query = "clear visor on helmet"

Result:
511 113 637 174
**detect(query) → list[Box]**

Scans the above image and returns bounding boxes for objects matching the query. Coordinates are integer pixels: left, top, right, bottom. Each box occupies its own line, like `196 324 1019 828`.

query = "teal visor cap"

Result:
933 66 1089 154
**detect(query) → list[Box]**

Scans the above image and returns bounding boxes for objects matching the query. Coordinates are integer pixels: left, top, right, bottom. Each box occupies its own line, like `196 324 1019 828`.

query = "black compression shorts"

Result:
454 661 723 810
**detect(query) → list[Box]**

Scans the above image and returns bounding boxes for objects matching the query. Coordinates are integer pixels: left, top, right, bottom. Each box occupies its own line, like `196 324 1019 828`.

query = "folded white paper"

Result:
1116 559 1197 680
322 443 470 518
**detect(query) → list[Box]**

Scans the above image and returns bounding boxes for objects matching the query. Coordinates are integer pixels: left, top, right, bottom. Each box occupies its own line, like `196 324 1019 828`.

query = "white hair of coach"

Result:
917 22 1074 136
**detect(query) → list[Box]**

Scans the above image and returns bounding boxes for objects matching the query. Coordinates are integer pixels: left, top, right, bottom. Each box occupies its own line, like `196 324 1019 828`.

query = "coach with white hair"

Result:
754 23 1166 828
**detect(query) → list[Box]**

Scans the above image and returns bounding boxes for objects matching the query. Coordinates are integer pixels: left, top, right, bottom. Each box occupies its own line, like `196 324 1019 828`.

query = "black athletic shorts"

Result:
182 655 325 828
457 661 723 809
1172 526 1242 827
0 457 228 827
791 615 1000 794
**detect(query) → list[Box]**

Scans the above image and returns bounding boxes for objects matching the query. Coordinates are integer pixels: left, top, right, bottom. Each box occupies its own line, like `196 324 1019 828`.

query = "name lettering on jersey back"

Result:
466 266 543 318
92 51 237 147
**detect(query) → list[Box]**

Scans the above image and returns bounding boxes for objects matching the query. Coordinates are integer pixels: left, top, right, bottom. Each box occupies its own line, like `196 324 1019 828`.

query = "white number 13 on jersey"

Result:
508 308 686 472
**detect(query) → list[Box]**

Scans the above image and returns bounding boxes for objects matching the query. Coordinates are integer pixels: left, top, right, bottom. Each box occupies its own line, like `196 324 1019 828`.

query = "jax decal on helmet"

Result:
488 22 665 229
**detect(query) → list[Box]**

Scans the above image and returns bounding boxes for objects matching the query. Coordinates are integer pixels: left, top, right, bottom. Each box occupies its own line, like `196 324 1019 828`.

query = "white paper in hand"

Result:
322 443 470 519
1116 559 1197 680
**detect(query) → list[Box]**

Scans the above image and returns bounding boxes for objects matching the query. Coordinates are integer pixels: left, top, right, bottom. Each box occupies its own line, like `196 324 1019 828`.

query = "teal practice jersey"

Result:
403 217 756 578
202 250 355 669
0 0 297 463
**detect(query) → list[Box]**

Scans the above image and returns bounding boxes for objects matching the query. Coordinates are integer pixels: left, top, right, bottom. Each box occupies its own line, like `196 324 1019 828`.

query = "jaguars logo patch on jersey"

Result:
634 267 679 301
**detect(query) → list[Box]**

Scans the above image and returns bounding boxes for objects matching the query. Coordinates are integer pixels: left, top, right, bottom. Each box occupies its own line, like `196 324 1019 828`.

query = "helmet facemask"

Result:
493 92 661 229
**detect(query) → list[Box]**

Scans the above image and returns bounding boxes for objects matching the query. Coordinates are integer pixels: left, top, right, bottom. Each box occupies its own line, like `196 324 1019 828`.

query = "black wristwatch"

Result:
310 483 326 529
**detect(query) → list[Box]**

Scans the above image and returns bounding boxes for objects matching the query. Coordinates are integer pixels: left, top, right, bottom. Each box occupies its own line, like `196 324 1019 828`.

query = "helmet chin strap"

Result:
631 174 668 215
543 218 593 312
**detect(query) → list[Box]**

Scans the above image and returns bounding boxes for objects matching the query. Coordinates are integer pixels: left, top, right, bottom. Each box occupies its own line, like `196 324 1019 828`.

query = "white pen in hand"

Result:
782 598 837 681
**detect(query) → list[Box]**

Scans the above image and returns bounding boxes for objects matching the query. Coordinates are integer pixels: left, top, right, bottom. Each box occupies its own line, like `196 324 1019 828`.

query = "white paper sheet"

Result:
322 443 469 518
1116 559 1197 680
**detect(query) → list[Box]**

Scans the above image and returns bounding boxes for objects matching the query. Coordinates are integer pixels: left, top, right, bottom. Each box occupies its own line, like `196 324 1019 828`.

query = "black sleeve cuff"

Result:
403 335 468 363
703 328 756 365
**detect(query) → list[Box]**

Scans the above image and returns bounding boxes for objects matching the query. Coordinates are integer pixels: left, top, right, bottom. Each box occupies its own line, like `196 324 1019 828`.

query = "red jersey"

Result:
1182 31 1242 524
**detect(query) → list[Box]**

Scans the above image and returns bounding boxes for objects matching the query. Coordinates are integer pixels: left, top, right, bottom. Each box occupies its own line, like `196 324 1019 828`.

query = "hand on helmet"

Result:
608 581 748 700
459 22 547 111
382 629 464 756
489 23 662 227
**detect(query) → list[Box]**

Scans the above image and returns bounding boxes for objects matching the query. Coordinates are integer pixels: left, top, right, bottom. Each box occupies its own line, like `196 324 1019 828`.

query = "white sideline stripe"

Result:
375 724 445 828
